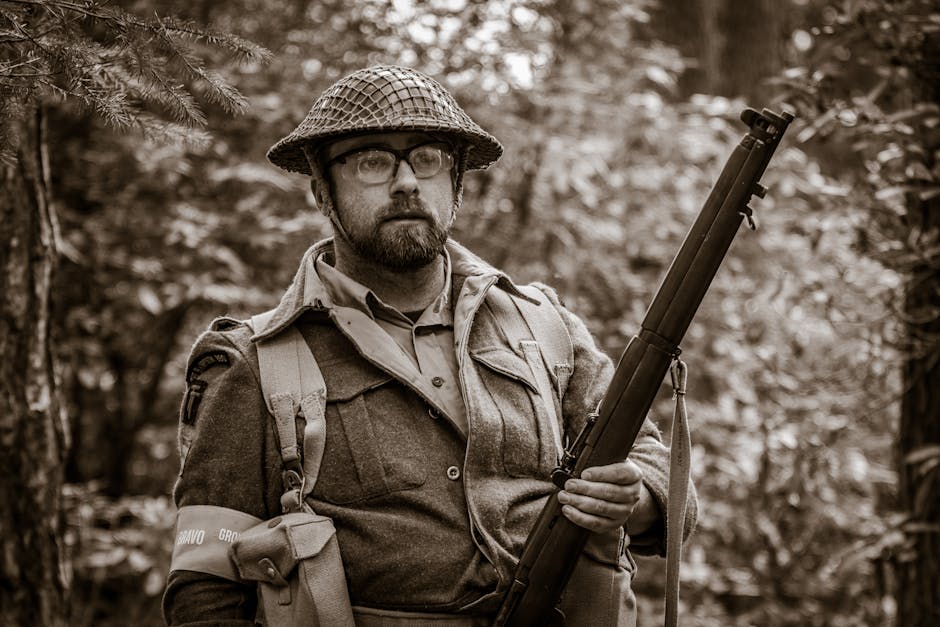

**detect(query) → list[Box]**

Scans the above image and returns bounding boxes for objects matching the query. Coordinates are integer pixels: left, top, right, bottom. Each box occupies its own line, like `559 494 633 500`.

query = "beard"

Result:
344 196 451 270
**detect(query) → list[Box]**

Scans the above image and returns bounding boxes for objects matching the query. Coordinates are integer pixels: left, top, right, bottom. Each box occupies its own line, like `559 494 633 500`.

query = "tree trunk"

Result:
650 0 791 102
895 32 940 624
0 105 70 625
897 197 940 626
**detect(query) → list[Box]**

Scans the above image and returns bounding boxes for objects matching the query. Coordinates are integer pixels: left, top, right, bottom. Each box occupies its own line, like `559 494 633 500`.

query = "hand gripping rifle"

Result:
492 107 794 627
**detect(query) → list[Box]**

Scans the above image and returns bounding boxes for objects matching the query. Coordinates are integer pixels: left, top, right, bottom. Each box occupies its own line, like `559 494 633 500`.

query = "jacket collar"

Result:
250 238 534 342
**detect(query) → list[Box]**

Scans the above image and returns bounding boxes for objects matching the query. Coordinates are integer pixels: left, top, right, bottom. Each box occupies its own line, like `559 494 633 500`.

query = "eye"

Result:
409 146 443 174
355 150 394 174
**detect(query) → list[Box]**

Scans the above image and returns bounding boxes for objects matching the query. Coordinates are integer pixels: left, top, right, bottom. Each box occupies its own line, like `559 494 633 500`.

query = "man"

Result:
164 65 696 626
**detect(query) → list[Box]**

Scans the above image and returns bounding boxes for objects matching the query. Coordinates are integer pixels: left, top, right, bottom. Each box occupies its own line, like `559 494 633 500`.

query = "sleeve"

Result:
162 322 283 626
536 284 698 558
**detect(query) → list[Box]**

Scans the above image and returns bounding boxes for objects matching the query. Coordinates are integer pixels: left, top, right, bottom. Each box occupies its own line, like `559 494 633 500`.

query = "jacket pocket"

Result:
314 357 428 504
469 345 558 478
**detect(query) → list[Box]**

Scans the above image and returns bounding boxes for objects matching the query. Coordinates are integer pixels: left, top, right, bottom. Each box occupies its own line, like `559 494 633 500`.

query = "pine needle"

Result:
1 0 269 140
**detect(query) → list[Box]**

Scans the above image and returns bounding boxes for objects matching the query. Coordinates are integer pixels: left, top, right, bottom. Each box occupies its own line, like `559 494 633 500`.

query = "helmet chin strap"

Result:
303 145 355 246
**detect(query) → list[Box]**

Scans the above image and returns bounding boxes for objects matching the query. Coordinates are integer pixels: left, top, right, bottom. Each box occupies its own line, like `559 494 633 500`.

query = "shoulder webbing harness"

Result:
169 312 354 627
248 310 327 514
234 290 574 627
232 310 355 627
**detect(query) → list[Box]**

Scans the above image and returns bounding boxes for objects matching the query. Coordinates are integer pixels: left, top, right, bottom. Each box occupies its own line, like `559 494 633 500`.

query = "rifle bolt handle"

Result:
551 468 574 490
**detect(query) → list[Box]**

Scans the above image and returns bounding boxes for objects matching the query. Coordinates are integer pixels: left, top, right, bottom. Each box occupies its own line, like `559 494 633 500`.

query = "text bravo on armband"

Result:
176 527 241 546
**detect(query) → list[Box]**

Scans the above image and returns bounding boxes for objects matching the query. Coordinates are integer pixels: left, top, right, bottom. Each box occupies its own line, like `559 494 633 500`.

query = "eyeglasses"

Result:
327 141 454 185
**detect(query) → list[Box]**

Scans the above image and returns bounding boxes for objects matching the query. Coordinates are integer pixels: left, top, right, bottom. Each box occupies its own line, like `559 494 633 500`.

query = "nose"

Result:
389 159 419 196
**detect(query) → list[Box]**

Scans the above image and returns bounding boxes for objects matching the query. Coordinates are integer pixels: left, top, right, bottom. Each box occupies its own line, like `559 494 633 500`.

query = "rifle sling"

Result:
664 358 691 627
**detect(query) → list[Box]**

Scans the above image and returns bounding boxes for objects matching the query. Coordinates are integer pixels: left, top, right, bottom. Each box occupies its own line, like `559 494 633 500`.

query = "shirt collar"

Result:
251 238 533 342
314 248 453 328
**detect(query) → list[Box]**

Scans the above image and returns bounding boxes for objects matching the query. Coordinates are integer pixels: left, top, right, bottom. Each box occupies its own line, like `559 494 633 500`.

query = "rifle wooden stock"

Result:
492 107 794 627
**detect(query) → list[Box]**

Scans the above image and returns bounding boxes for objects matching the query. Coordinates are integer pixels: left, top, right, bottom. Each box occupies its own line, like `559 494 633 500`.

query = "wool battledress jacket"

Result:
164 239 698 626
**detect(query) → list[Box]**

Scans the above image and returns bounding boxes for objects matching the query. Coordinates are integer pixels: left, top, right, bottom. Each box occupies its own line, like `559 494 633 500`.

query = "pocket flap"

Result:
469 346 539 394
322 357 393 402
231 512 336 584
287 516 337 560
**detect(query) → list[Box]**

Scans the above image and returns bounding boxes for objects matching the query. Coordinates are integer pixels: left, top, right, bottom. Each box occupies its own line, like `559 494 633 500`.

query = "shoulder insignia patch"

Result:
181 382 205 427
182 351 230 426
186 351 230 384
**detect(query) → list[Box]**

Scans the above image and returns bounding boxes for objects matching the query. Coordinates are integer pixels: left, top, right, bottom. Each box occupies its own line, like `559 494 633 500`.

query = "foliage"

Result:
779 0 940 297
64 483 175 627
776 1 940 622
0 0 269 164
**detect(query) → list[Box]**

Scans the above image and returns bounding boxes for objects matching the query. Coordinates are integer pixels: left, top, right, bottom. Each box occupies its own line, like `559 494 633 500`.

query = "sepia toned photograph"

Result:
1 1 937 625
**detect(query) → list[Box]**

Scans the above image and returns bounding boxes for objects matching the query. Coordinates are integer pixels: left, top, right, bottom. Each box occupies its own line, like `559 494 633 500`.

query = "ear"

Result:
310 178 331 213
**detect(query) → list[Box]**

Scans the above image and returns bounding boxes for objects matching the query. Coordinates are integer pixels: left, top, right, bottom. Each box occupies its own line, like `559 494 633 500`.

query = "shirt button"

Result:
431 376 445 387
428 408 440 420
446 466 461 481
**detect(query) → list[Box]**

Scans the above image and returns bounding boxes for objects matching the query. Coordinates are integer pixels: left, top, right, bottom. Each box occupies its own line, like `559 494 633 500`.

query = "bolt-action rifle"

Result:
492 107 794 627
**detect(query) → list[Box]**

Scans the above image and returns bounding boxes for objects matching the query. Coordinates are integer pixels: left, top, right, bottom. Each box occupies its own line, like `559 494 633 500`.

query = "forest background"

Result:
1 0 938 625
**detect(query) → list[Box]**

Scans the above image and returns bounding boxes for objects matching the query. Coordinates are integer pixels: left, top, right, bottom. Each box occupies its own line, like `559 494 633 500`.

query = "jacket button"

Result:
431 376 445 387
428 408 440 420
446 466 461 481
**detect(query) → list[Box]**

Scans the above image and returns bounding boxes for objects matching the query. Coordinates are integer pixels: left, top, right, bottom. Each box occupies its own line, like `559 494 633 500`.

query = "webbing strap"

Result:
664 359 692 627
353 607 490 626
251 310 327 502
485 288 571 459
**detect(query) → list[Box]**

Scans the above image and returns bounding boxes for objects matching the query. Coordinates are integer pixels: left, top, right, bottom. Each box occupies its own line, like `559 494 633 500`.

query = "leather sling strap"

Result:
665 358 692 627
250 310 327 504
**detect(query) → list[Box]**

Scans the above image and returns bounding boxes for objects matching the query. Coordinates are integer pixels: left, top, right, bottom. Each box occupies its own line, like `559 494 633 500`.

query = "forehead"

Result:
325 132 439 160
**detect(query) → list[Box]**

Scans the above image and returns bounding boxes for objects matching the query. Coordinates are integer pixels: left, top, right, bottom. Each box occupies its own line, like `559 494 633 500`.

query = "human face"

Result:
324 132 457 270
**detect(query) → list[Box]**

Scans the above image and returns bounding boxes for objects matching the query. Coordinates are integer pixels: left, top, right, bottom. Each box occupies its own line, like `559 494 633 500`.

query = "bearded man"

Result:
163 65 697 627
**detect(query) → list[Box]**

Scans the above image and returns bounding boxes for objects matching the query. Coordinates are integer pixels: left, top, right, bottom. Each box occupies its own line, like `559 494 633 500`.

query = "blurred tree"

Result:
1 96 67 627
0 0 264 622
645 0 804 102
779 0 940 622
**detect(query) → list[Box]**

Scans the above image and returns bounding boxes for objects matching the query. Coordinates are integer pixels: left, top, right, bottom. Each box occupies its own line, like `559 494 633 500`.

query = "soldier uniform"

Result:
163 66 697 627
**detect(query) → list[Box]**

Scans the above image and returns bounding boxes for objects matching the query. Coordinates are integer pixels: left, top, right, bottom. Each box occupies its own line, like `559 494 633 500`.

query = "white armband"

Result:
170 505 263 581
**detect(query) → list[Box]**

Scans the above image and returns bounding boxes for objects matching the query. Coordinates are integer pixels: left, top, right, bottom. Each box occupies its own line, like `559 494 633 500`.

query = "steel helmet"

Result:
267 65 503 175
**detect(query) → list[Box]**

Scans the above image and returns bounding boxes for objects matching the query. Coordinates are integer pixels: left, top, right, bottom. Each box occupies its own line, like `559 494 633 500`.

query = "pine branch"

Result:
141 67 208 127
1 0 269 142
149 13 249 115
151 14 271 65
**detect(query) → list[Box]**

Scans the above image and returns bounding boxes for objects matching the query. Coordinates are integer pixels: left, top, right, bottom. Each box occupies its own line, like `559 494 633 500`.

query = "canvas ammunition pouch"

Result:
232 512 352 627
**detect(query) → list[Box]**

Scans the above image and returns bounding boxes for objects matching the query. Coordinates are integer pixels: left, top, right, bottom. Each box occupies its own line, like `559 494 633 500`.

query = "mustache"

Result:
379 197 433 221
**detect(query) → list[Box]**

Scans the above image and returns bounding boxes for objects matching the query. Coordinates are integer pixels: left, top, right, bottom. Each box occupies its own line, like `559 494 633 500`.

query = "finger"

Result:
580 459 643 485
557 490 634 522
560 503 626 533
563 477 641 505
